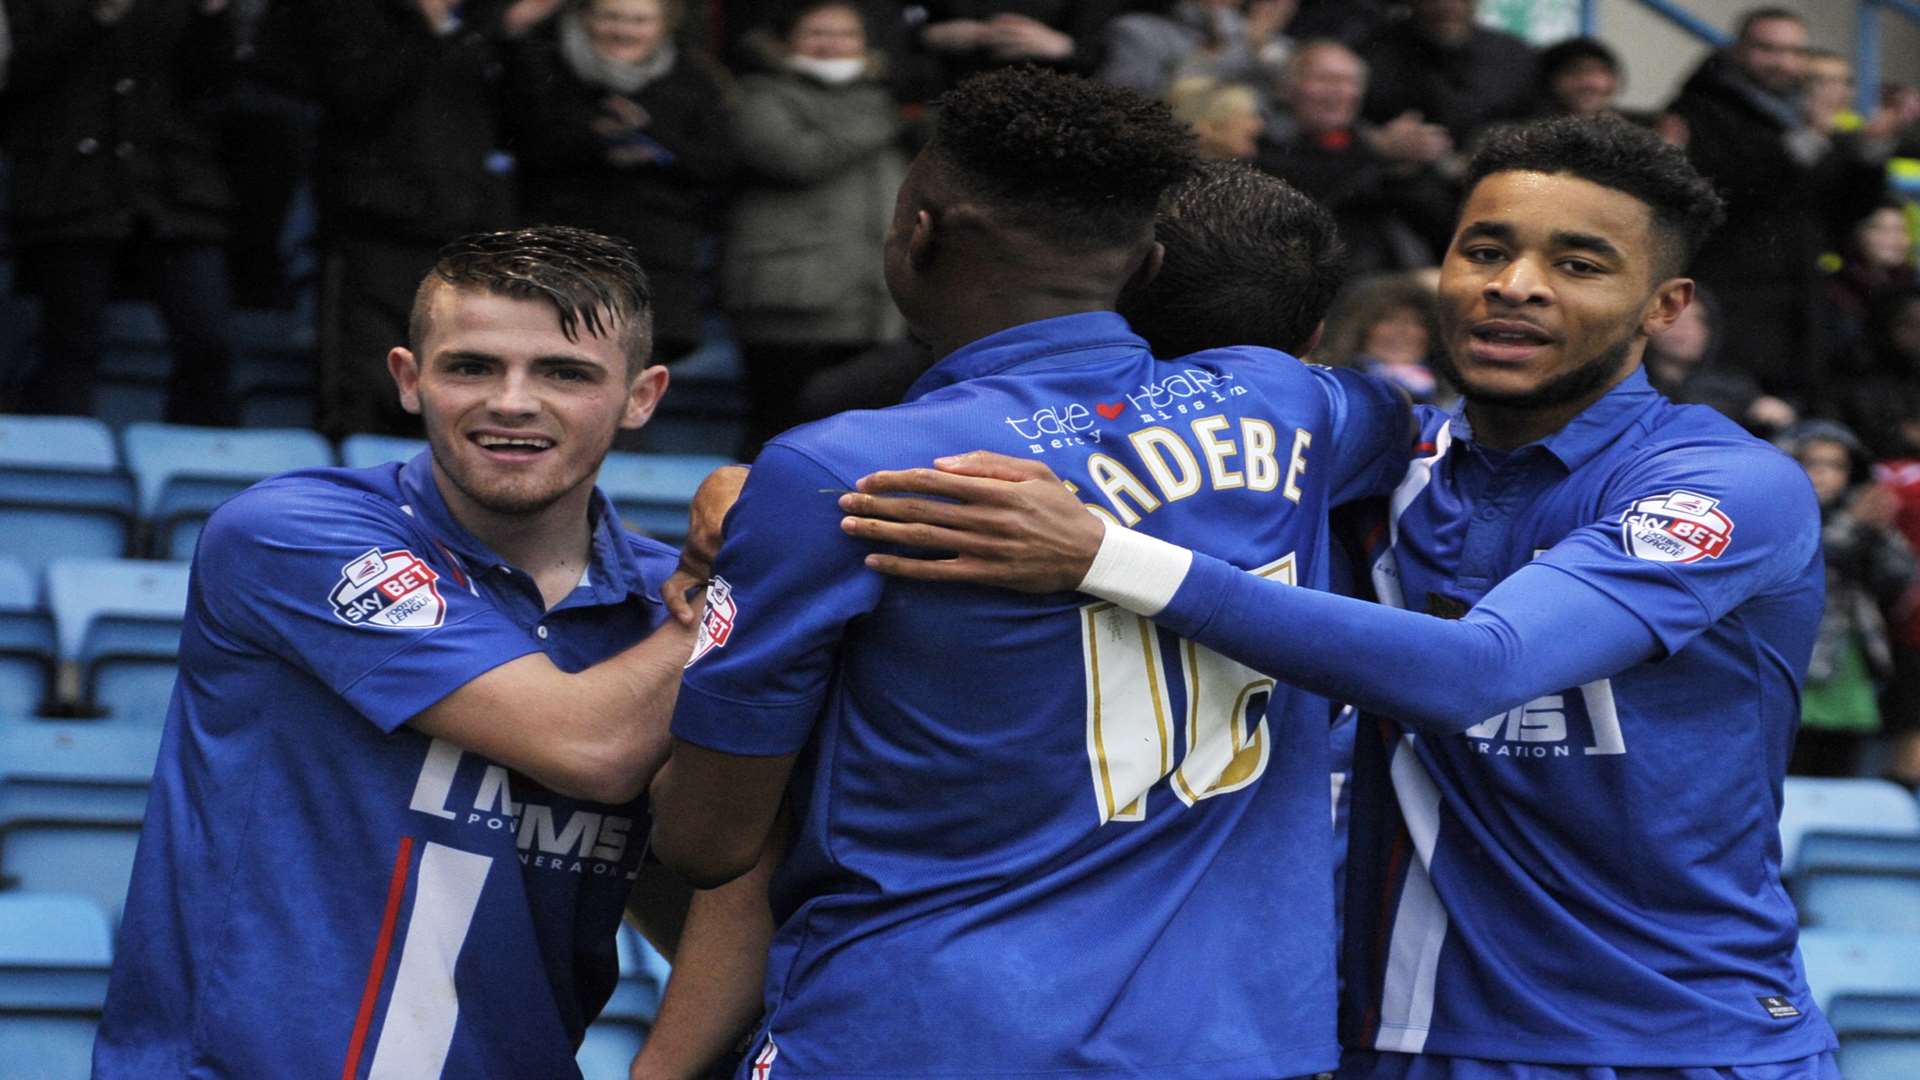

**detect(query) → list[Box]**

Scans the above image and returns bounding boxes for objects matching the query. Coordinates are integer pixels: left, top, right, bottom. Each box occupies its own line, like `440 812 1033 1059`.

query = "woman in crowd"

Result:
724 0 908 457
1311 272 1446 404
511 0 736 363
1167 76 1265 161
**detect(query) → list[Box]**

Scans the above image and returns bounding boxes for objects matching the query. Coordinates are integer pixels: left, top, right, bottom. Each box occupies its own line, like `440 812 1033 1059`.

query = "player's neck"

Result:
441 477 597 610
923 293 1118 359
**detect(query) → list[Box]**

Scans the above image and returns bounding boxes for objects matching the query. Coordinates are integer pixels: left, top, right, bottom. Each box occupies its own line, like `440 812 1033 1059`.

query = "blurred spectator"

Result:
1168 76 1263 161
260 0 554 438
510 0 736 362
724 0 907 457
1284 0 1386 45
1823 200 1916 379
1535 36 1619 120
1839 287 1920 461
1097 0 1294 102
1803 48 1859 136
1782 420 1915 777
1642 284 1794 439
2 0 241 426
1668 7 1889 409
1358 0 1536 147
1255 39 1454 274
909 0 1125 97
1311 272 1446 404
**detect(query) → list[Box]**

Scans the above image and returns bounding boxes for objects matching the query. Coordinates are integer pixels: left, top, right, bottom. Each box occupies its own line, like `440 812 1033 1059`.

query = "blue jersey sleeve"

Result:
1531 437 1822 655
193 478 542 732
672 442 884 756
1310 366 1412 506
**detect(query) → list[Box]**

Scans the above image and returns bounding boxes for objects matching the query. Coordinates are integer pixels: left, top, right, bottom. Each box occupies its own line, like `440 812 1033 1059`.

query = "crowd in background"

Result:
3 0 1920 783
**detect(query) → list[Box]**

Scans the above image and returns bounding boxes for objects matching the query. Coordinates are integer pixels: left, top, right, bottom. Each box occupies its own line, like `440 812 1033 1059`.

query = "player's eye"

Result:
1461 246 1505 264
549 366 595 383
1559 258 1604 275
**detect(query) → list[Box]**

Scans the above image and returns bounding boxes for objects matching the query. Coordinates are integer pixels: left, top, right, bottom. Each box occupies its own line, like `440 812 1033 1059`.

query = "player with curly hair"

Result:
649 66 1413 1078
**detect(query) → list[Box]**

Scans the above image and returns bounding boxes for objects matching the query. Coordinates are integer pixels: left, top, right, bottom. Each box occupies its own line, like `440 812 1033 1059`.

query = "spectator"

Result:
910 0 1126 98
1803 47 1860 136
1256 39 1455 274
1358 0 1536 147
1097 0 1294 102
1839 287 1920 461
261 0 559 438
1536 36 1620 120
510 0 736 363
1782 420 1915 777
1312 272 1446 404
724 0 907 457
1824 200 1917 379
1641 284 1796 438
1167 76 1263 161
2 0 241 426
1668 7 1888 408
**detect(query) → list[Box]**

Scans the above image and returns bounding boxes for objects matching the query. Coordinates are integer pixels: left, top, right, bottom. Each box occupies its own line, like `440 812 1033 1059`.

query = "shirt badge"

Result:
1620 490 1734 564
687 575 737 666
330 547 446 629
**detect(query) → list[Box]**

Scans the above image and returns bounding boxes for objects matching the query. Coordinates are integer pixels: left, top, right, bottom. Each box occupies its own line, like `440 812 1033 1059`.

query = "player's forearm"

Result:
628 828 780 1080
1085 528 1656 731
650 741 796 888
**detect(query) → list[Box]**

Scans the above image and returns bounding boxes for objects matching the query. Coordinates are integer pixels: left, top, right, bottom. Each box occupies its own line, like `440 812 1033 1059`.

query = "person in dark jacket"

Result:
2 0 241 425
1667 6 1889 409
260 0 553 437
510 0 736 362
908 0 1126 100
1357 0 1535 147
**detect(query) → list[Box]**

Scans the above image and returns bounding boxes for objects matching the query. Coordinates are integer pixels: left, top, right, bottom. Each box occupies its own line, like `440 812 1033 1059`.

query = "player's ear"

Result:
1640 277 1693 339
621 363 670 430
388 347 424 415
907 208 937 272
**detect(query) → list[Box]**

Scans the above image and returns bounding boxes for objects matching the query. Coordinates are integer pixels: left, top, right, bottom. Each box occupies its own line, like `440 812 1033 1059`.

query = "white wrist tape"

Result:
1075 519 1193 617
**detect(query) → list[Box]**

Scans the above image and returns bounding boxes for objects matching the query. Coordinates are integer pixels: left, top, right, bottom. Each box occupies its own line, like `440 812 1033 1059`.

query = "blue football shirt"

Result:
673 312 1409 1079
1338 370 1834 1066
95 452 678 1079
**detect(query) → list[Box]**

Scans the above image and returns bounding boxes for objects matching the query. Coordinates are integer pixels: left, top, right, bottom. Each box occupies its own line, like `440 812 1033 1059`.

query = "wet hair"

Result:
1314 272 1442 369
1119 162 1346 357
925 66 1197 250
1465 115 1726 279
409 225 655 373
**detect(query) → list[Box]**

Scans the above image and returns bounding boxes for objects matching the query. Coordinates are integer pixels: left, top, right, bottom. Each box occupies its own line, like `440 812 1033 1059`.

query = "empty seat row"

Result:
0 558 187 720
0 415 732 572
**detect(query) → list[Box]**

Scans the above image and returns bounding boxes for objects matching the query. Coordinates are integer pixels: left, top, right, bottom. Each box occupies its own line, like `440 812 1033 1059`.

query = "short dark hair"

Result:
1119 162 1347 357
1465 115 1726 279
409 225 655 374
1538 36 1620 83
1735 6 1804 41
926 66 1196 250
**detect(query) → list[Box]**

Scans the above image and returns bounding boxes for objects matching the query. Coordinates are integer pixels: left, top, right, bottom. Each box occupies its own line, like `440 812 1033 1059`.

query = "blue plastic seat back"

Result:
0 716 158 822
0 1016 100 1078
44 560 189 663
1798 929 1920 1009
1797 831 1920 876
0 417 136 575
1828 993 1920 1035
1796 869 1920 933
122 423 333 557
575 1019 647 1080
0 417 118 474
1838 1033 1920 1080
0 821 144 929
340 435 428 470
1780 778 1920 874
597 451 733 543
0 893 112 1079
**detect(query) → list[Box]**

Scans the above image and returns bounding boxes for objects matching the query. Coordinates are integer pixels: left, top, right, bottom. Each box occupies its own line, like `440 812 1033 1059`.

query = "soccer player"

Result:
647 67 1411 1078
95 226 765 1079
840 116 1841 1078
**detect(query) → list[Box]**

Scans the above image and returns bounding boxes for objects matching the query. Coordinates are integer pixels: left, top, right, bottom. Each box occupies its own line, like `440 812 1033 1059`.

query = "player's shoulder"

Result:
203 463 414 552
614 526 681 587
1628 400 1807 487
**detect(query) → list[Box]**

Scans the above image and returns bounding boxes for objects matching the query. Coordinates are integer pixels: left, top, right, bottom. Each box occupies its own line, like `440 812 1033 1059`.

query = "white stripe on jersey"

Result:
1368 424 1455 1053
368 842 493 1079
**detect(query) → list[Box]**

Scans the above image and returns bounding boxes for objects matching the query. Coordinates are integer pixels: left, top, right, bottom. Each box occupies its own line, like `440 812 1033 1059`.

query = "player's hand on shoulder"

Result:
666 465 751 624
838 451 1104 594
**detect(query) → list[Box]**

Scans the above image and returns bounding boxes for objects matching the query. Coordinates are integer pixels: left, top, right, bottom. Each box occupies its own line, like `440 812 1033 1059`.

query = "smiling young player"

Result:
839 116 1840 1079
95 227 764 1080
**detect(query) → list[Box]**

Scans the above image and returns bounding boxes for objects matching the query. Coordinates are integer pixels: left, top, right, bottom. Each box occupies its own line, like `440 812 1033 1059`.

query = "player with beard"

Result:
97 227 765 1080
837 116 1840 1078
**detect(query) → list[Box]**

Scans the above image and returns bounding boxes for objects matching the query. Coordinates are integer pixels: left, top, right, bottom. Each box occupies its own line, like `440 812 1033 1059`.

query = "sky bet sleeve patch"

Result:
330 547 446 629
1620 490 1734 564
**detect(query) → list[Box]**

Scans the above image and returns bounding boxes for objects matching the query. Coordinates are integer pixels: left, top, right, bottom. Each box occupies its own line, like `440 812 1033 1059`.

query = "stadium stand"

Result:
1778 776 1920 873
0 893 114 1080
44 559 189 721
597 450 735 545
0 416 137 576
121 422 333 559
0 558 55 717
340 433 428 469
576 925 671 1080
1826 992 1920 1080
1793 832 1920 932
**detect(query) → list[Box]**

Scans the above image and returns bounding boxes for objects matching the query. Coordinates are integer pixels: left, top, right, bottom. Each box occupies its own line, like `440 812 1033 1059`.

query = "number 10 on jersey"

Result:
1080 553 1295 824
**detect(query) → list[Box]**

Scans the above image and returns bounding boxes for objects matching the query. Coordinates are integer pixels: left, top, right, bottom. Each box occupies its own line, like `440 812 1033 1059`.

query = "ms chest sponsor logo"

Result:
1463 683 1627 760
330 547 445 629
407 739 640 879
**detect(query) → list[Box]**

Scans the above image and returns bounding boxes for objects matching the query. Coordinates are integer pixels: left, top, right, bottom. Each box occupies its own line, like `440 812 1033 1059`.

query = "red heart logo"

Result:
1095 402 1125 420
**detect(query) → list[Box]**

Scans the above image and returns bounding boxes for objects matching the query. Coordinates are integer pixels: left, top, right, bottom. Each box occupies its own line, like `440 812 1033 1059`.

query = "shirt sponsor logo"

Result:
330 548 445 629
1621 490 1734 564
1463 685 1628 760
687 575 736 666
409 738 642 879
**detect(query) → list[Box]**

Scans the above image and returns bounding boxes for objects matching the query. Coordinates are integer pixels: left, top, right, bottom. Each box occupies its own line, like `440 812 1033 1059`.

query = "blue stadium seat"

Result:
121 423 333 559
1827 994 1920 1080
45 559 189 720
597 452 733 544
340 434 428 469
230 308 318 429
0 892 112 1078
0 816 144 930
0 559 54 717
576 1021 646 1080
0 416 136 576
0 715 159 822
577 926 668 1079
95 303 171 429
1796 867 1920 933
1780 778 1920 874
1797 929 1920 1010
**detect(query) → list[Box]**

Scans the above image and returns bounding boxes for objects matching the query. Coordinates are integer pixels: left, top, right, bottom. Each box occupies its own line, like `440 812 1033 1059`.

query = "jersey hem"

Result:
745 1041 1340 1079
1360 1025 1838 1067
